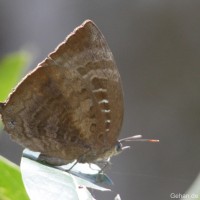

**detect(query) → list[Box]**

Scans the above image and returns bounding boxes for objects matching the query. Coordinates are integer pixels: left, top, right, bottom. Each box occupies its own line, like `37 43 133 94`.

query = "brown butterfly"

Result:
0 20 158 166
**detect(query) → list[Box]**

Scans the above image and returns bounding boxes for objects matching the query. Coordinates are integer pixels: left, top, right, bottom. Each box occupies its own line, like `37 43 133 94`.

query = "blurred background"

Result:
0 1 200 200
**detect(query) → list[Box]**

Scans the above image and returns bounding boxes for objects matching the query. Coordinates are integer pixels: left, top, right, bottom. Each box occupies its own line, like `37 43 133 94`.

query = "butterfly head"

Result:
113 135 159 156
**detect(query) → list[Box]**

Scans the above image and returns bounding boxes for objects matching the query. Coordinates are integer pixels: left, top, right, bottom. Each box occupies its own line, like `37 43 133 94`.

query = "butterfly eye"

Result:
115 141 122 153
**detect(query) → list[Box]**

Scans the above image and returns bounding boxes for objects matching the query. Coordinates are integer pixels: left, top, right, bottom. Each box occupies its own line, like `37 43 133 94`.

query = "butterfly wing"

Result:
0 20 123 164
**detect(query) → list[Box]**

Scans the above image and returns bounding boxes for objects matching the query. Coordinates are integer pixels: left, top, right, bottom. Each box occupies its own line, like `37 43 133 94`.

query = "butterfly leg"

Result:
93 157 111 178
65 147 92 171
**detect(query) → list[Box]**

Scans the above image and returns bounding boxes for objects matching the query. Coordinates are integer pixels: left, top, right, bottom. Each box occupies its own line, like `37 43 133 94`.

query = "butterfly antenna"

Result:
119 135 159 143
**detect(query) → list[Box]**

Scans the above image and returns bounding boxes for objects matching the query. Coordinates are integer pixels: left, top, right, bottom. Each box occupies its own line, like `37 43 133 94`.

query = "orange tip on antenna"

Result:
147 139 160 143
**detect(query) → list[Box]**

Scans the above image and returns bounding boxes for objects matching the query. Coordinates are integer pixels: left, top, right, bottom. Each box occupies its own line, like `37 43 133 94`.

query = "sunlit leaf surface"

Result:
0 156 29 200
21 149 111 200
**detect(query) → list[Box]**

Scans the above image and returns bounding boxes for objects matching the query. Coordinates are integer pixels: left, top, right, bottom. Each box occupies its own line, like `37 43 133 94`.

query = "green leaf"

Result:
0 156 29 200
182 173 200 200
0 51 31 102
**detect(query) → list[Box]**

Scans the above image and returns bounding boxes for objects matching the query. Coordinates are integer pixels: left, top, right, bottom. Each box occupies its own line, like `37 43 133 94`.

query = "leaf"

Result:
114 194 121 200
181 173 200 200
0 156 29 200
21 149 111 200
0 51 31 102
